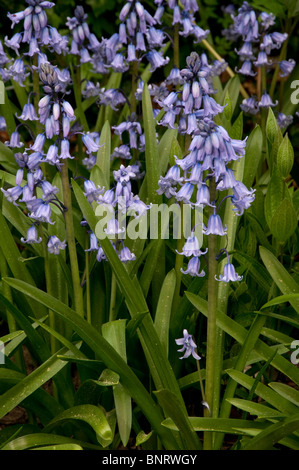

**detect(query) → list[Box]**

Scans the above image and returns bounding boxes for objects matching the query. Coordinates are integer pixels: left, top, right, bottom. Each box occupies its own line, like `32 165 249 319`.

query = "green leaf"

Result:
264 167 285 227
96 120 111 189
0 346 76 420
266 107 279 144
155 389 202 450
241 413 299 450
269 382 299 407
261 293 299 309
221 75 241 116
226 369 299 415
243 125 263 189
277 133 295 178
229 111 243 140
142 83 161 205
1 433 101 450
158 128 178 174
227 398 285 418
186 292 299 385
102 320 132 447
223 92 232 121
154 269 176 356
44 404 113 447
98 369 120 386
163 416 266 435
3 277 178 450
259 246 299 315
268 198 298 242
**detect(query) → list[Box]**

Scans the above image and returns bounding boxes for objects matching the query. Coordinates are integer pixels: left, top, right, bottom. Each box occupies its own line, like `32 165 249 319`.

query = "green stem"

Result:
173 23 180 69
61 160 84 317
130 60 139 116
204 178 218 450
173 203 184 310
109 272 117 322
196 358 206 403
40 227 57 354
85 233 91 324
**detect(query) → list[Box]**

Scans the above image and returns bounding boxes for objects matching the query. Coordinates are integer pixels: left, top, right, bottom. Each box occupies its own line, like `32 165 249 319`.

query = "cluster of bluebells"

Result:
223 2 295 128
0 0 69 85
1 61 102 255
83 163 150 263
157 52 255 282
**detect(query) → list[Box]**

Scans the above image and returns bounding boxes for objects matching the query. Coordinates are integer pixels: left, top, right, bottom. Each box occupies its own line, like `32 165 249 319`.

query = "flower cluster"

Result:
157 52 255 282
224 2 295 128
83 162 150 263
1 0 69 86
1 61 99 255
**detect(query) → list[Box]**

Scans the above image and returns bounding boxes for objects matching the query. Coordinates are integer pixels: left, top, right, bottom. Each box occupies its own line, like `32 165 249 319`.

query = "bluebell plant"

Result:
223 2 295 128
157 51 255 282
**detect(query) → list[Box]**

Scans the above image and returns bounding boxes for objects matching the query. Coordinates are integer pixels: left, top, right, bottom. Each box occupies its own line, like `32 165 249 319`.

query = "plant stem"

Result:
61 160 84 317
85 232 91 324
109 271 117 322
173 23 180 69
173 203 184 309
130 60 139 115
196 358 206 403
204 177 218 450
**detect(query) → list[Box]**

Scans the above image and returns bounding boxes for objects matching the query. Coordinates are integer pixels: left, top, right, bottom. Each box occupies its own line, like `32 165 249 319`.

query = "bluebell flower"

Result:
8 58 29 86
175 182 194 203
181 256 205 278
232 2 259 42
29 199 54 224
83 180 105 204
21 225 42 244
41 180 59 201
96 246 107 262
235 41 255 60
254 51 272 67
235 60 257 76
231 181 255 216
45 144 59 166
59 139 73 160
47 235 67 255
175 329 201 360
203 213 227 236
279 59 296 78
4 33 22 55
16 102 39 121
1 184 23 206
119 246 136 262
240 97 259 115
104 218 126 237
258 91 278 108
85 232 99 252
5 130 24 148
260 12 276 30
215 262 242 283
146 50 169 72
277 112 293 129
177 234 208 257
